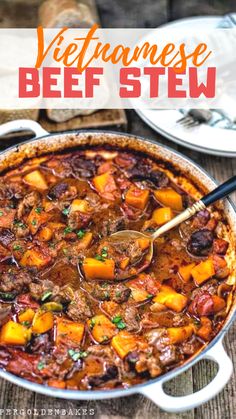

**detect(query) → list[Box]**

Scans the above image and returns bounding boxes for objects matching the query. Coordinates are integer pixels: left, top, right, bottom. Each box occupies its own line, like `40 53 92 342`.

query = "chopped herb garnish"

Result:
112 315 126 330
0 292 16 301
31 219 37 226
96 255 103 261
101 247 108 258
94 254 105 262
62 207 70 216
101 282 108 288
90 318 96 329
117 320 126 329
77 229 85 239
68 349 88 361
115 291 121 298
102 335 109 342
13 244 22 251
35 207 43 214
22 321 30 327
112 315 122 323
37 361 45 370
64 226 73 234
41 290 52 302
48 242 55 248
147 294 153 299
103 291 110 299
13 219 26 229
0 211 3 217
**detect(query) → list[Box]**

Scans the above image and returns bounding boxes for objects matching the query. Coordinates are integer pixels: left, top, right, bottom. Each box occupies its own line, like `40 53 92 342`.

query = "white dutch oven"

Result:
0 119 235 413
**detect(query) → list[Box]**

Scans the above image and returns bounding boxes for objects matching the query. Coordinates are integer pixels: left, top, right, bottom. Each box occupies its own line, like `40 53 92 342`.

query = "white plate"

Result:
136 16 236 157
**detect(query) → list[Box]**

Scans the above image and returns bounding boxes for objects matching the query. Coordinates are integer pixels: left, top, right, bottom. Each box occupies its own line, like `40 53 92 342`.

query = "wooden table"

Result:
0 1 235 418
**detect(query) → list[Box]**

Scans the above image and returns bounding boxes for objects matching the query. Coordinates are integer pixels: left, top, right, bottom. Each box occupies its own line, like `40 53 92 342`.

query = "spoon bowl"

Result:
108 230 153 280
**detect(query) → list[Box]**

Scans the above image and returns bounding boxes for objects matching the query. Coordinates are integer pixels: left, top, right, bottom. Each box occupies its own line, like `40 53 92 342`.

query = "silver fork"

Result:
177 109 213 128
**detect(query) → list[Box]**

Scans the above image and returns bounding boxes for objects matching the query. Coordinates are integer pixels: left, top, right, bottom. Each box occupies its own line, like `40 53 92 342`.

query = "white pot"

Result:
0 119 235 413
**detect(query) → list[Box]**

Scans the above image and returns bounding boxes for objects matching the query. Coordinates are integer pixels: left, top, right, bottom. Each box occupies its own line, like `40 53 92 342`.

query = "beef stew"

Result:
0 147 233 390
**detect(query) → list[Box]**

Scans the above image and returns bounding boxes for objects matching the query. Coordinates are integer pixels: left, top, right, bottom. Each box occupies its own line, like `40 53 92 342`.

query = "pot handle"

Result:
0 119 49 139
139 339 232 413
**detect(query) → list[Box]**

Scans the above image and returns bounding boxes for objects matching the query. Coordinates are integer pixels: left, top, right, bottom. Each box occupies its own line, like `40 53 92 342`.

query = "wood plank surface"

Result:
0 1 235 418
0 0 127 132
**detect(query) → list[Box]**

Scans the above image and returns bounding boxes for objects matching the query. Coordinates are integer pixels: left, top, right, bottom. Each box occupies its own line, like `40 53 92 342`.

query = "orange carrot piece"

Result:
191 259 215 285
125 186 149 210
154 188 183 211
83 258 115 280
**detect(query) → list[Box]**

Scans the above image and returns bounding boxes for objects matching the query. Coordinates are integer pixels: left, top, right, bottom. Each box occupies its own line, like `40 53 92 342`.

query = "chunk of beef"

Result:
213 238 229 255
85 191 101 208
0 228 15 247
0 270 32 293
100 237 143 266
206 218 218 231
187 229 214 256
71 155 96 178
110 284 131 303
87 345 114 358
28 334 51 354
93 208 125 237
67 290 92 321
131 170 169 189
48 183 68 200
145 329 169 351
180 338 201 355
192 210 210 229
16 293 40 309
41 157 72 178
68 211 91 230
0 182 24 200
0 304 11 326
13 222 30 238
0 244 10 260
141 312 175 328
126 159 152 180
126 350 162 378
159 345 178 366
191 280 218 301
87 364 118 388
6 350 40 380
114 153 137 169
17 191 40 218
0 208 16 229
126 351 139 365
172 314 189 327
188 292 214 316
92 283 131 303
212 255 230 279
123 306 140 332
29 280 60 301
0 348 10 367
92 284 111 301
121 202 142 220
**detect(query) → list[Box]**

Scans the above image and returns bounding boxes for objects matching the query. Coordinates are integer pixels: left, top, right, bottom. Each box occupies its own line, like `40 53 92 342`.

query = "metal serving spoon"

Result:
110 175 236 279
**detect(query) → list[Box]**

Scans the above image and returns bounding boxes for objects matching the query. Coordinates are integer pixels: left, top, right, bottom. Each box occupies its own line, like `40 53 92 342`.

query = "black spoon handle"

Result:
152 175 236 240
201 175 236 207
